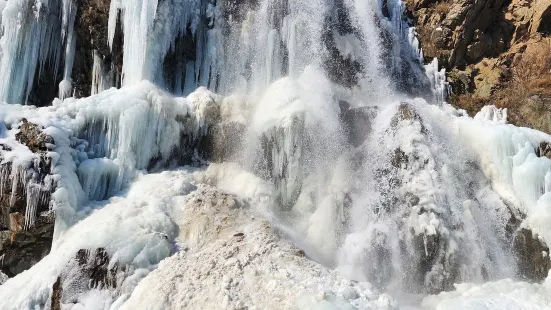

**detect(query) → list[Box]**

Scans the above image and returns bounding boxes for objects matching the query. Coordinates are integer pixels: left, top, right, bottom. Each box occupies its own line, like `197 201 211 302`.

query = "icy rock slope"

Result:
0 165 394 310
0 82 219 242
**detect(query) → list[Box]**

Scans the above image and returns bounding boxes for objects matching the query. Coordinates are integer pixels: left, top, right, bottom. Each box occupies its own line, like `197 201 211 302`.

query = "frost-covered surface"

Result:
0 168 194 308
451 105 551 246
0 0 550 309
2 84 551 308
121 183 393 310
423 277 551 310
1 146 551 309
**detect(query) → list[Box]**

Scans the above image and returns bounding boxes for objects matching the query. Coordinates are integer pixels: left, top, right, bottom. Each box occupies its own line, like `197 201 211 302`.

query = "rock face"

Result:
0 121 56 277
73 0 123 98
50 248 118 310
407 0 551 133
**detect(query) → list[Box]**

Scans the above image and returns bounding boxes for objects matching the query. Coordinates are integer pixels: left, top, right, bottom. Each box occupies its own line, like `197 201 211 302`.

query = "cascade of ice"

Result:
224 0 516 295
107 0 215 89
108 0 159 85
1 82 221 241
107 0 329 96
344 0 393 98
2 1 551 308
336 103 516 292
0 0 78 105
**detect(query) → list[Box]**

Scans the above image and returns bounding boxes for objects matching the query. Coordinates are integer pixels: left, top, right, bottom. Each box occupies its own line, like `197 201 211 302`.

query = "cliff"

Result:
406 0 551 132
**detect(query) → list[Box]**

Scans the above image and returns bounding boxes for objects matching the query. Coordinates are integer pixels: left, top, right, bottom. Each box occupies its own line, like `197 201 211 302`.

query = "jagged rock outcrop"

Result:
0 120 56 278
538 141 551 159
407 0 551 133
201 122 246 162
513 228 551 282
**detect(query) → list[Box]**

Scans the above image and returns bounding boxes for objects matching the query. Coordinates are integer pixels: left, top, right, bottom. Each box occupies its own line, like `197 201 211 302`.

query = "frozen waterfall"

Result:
0 0 550 309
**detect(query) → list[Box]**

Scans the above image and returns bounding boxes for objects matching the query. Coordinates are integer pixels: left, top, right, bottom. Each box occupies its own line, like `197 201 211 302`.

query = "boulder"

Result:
51 248 119 310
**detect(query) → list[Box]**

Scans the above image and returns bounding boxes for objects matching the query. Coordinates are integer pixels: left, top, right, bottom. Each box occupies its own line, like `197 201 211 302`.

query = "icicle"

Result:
107 0 159 85
59 0 78 101
77 158 124 201
91 50 115 95
9 165 23 207
424 58 449 103
0 0 78 104
24 183 42 229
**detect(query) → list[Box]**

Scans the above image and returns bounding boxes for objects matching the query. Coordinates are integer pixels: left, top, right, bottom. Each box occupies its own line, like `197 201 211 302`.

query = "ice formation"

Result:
91 51 117 96
1 82 220 240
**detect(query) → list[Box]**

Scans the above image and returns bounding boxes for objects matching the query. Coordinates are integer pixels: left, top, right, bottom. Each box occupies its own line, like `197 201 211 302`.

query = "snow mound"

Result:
0 165 394 310
121 185 393 310
422 277 551 310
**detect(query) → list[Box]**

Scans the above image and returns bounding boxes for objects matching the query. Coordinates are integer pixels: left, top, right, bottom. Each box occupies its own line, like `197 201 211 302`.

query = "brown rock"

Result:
538 141 551 159
530 0 551 35
1 120 56 278
73 0 122 98
51 248 119 306
513 228 551 282
15 119 54 153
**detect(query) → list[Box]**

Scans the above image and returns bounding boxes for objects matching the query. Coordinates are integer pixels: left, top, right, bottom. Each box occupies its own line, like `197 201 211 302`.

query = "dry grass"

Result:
511 43 551 93
493 42 551 110
451 42 551 119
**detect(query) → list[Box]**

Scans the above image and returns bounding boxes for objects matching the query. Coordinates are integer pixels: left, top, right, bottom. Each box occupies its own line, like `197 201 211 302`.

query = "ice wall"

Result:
0 0 78 105
456 106 551 246
0 0 438 103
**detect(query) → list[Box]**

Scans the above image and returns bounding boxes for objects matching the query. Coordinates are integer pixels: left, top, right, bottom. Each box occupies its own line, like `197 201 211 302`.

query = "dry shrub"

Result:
491 41 551 114
417 26 437 61
450 93 487 116
434 1 452 16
